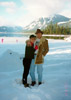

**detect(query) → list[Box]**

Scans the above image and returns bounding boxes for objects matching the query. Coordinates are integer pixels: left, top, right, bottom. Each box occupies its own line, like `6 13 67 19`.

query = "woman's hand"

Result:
27 41 31 46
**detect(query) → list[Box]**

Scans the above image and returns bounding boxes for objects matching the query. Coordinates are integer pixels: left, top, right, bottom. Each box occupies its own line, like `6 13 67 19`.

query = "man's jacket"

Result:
35 37 49 64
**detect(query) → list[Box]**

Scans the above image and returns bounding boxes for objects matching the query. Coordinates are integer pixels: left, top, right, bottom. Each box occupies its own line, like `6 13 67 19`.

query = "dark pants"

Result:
22 58 32 84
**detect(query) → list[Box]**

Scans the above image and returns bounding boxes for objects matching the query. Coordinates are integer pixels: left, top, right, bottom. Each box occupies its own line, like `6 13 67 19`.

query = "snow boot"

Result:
38 82 42 85
24 83 30 88
31 81 36 86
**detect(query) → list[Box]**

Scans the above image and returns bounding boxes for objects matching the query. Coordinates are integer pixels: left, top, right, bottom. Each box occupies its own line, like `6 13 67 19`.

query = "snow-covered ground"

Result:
43 34 65 37
64 36 71 42
0 37 71 100
0 37 29 44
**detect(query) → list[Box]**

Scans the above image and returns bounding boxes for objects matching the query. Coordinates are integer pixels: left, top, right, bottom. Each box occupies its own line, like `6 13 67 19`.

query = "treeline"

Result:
43 23 71 35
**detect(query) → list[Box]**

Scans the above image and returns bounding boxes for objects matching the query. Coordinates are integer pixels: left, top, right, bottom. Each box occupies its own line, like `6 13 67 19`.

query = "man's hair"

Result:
29 35 36 39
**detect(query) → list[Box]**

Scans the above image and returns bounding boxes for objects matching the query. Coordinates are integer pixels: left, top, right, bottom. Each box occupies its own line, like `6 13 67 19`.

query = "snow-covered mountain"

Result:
23 14 70 32
58 20 71 27
0 14 70 33
0 26 23 32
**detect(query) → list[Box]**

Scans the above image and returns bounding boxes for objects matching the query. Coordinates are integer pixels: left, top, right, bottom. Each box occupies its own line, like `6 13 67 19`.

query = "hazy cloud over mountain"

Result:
0 0 71 26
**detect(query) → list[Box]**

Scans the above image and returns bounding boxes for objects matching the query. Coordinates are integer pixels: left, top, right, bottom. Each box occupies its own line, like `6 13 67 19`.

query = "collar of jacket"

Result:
37 37 46 46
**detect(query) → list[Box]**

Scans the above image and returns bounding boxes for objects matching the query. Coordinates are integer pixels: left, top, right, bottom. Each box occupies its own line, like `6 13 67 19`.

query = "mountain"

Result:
23 14 70 32
0 14 70 33
58 20 71 27
0 26 23 32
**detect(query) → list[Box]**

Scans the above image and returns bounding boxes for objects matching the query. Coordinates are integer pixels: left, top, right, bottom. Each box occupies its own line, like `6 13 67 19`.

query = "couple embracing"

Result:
22 29 49 87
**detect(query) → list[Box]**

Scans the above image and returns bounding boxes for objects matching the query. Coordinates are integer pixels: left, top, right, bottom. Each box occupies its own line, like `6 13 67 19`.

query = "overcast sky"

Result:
0 0 71 27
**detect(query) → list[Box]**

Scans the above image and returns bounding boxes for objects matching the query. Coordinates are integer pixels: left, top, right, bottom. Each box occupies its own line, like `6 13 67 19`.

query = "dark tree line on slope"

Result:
43 23 71 35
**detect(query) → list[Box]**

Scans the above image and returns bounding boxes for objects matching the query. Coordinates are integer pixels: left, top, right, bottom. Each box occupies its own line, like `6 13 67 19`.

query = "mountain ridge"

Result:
23 14 70 32
0 14 70 32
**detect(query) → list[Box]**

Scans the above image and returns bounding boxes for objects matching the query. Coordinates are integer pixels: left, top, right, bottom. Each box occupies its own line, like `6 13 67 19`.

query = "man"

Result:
30 29 49 86
22 35 36 87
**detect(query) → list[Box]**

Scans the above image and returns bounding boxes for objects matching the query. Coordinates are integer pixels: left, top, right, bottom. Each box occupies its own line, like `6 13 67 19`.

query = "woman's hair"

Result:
29 35 36 39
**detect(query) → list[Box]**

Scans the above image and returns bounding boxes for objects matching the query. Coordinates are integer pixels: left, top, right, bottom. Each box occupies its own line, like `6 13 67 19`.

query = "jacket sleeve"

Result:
42 39 49 56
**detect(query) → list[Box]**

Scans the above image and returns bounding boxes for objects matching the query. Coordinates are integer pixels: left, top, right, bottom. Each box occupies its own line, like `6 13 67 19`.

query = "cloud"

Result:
0 0 71 27
60 2 71 18
60 10 71 18
16 0 71 26
0 16 16 26
0 16 8 26
12 0 71 26
0 1 16 14
0 1 16 8
21 0 71 18
15 13 35 27
6 7 16 13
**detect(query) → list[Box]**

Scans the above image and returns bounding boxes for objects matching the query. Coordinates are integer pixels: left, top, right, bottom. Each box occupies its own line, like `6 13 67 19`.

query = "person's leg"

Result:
30 59 36 82
23 65 27 84
24 59 32 79
22 58 31 84
22 58 26 84
37 64 43 84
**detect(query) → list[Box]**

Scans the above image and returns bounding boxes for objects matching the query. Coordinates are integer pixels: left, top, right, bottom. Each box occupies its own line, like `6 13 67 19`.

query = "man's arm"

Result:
42 40 49 56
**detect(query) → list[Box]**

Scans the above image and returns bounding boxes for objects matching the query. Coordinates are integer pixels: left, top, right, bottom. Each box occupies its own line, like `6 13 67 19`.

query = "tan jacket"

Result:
35 37 49 64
